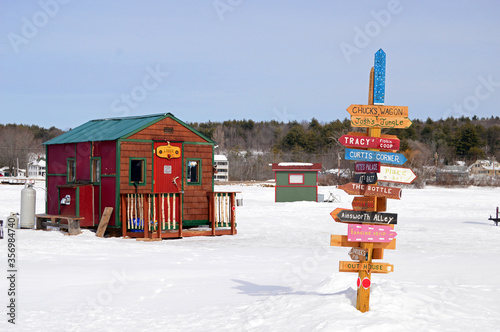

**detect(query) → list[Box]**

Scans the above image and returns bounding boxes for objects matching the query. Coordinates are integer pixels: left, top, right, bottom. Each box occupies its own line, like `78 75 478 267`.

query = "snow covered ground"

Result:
1 182 500 331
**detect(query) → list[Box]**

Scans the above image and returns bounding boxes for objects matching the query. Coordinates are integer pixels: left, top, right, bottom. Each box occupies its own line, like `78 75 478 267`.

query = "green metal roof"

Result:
44 113 215 145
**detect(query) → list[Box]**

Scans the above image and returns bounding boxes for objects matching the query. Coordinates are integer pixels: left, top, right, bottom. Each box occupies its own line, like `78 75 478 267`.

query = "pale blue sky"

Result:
1 0 499 129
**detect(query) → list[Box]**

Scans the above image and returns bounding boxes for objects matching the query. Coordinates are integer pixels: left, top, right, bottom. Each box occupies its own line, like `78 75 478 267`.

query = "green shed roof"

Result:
44 113 214 145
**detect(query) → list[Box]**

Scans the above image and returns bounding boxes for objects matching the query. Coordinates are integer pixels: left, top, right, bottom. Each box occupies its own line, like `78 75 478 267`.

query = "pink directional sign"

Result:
347 224 397 243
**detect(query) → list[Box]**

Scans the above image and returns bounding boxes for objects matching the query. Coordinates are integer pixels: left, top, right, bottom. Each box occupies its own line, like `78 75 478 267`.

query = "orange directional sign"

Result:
338 183 402 200
339 261 394 274
347 105 408 117
351 116 412 129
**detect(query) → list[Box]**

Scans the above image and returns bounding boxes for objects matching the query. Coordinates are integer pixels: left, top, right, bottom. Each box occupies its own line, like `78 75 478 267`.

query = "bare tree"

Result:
0 126 40 176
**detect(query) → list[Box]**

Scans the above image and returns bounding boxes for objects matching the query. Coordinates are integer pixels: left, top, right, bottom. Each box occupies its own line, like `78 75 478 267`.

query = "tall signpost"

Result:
330 49 415 313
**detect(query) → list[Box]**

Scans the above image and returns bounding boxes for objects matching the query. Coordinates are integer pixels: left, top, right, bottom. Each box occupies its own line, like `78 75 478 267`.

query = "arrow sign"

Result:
352 196 377 212
349 247 368 261
354 173 378 185
341 132 400 151
355 162 381 173
338 183 402 200
339 261 394 274
347 105 408 117
348 224 397 243
345 148 407 165
378 166 417 184
339 134 400 151
330 208 397 225
331 235 396 250
351 116 412 129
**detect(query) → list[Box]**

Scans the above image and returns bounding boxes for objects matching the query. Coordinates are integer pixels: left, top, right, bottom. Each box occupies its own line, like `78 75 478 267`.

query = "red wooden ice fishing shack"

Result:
43 113 237 238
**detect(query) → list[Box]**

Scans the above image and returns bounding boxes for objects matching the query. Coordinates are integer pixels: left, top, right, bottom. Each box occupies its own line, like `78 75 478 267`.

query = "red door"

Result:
154 142 182 193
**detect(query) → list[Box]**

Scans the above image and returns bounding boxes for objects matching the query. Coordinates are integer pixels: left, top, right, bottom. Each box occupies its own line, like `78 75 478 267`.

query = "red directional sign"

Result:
339 134 400 151
352 196 376 212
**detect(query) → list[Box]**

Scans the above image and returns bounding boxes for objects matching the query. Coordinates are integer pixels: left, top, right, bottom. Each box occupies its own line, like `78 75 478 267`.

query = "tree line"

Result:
2 116 500 182
0 124 63 175
190 116 500 181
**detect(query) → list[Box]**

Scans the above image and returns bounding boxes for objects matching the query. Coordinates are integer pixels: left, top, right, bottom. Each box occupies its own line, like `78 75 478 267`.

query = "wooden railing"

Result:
120 193 183 238
207 192 237 235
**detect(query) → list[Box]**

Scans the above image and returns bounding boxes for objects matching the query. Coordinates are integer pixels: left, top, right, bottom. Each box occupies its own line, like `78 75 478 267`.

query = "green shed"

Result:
271 163 322 202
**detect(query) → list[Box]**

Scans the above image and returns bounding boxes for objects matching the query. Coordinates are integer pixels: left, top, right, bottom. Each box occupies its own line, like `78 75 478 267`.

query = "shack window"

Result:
289 174 304 184
186 159 201 185
67 158 76 183
129 158 146 186
91 158 101 183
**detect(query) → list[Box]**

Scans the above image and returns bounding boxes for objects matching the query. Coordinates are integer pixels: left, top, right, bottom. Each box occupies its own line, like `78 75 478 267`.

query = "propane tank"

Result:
7 212 19 229
20 183 36 229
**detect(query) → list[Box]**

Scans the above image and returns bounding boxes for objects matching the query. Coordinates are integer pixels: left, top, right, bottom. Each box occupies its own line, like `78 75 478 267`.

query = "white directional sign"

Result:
378 166 417 184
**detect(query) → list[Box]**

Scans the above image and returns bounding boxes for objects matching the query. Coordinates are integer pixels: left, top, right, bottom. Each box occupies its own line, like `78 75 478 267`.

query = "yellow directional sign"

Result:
347 105 408 117
351 116 412 129
339 261 394 274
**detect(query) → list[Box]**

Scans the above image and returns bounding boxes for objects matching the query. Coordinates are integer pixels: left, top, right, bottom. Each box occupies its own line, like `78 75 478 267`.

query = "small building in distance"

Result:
214 154 229 181
27 159 46 178
271 162 322 202
436 165 469 184
469 159 500 176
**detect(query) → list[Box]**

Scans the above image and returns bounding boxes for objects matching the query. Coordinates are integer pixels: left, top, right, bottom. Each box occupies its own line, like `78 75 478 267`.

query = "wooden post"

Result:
230 193 236 235
144 195 149 239
157 194 162 239
121 195 127 237
211 193 216 236
178 193 183 238
96 207 113 238
356 67 378 313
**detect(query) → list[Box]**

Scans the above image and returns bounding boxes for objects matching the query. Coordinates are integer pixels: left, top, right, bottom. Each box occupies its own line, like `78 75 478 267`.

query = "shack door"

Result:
154 142 182 193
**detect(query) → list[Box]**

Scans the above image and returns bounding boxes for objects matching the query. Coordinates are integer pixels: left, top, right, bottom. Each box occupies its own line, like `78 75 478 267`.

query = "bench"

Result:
35 214 83 235
488 207 500 226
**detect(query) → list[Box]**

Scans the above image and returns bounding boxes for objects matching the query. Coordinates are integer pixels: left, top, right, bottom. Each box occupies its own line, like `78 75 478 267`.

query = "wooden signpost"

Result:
330 49 412 313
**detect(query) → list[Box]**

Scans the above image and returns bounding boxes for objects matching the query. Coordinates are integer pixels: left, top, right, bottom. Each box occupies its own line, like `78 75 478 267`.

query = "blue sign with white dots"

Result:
374 49 386 105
